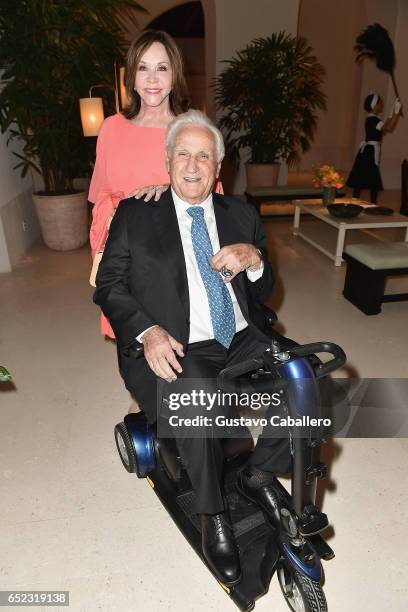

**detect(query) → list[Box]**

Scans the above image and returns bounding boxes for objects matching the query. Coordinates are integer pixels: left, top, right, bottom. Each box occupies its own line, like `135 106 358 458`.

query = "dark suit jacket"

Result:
94 190 274 422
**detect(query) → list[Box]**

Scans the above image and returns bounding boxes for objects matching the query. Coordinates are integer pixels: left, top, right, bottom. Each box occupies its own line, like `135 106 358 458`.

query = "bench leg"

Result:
343 258 385 315
293 204 301 235
334 226 346 266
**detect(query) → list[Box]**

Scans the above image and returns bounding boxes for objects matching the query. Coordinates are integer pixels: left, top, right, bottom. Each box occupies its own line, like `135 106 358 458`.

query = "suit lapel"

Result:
150 190 190 322
212 193 248 316
212 193 236 248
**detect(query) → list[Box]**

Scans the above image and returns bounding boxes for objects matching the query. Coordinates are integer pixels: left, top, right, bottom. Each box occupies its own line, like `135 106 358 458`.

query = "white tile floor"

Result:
0 215 407 612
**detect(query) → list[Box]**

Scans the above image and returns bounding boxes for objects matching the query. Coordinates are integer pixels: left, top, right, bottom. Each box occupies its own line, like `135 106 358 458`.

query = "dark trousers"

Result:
160 327 292 514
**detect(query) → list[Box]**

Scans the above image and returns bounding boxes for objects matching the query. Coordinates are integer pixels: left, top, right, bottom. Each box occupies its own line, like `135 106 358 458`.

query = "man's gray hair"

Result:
166 109 225 163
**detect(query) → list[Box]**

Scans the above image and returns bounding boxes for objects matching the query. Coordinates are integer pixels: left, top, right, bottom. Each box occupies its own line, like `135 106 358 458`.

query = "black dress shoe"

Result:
201 512 241 586
236 467 286 526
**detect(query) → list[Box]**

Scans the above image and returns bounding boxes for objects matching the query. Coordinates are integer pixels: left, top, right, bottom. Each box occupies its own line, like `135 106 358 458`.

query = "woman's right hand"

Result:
129 184 170 202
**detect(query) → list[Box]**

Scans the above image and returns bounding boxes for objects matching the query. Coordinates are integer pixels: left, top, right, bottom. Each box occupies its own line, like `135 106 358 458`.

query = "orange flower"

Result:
313 163 344 188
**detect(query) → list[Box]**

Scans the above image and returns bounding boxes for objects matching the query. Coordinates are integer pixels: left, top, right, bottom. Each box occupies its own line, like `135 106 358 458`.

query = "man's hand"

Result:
141 326 184 381
129 184 170 202
211 244 262 282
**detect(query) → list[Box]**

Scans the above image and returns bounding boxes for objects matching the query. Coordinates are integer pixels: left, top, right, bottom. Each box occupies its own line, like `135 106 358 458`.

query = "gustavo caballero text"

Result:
168 414 331 428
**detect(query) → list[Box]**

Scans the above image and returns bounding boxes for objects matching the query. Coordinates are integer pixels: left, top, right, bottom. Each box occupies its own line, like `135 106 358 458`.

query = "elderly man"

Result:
94 110 291 586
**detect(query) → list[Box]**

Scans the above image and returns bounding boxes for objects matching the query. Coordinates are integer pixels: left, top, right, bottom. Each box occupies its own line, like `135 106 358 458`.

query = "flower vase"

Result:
322 187 336 207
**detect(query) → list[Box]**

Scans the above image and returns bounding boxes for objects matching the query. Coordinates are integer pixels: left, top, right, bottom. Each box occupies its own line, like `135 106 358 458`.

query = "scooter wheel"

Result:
277 562 327 612
114 422 137 473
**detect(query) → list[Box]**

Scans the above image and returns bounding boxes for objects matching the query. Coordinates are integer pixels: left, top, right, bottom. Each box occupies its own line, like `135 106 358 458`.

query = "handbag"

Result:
89 190 124 287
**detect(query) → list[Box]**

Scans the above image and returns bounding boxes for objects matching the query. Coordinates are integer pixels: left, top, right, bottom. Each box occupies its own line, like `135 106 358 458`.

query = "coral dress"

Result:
89 112 223 338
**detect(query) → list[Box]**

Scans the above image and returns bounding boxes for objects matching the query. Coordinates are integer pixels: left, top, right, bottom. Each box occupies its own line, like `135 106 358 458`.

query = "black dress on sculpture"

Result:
346 114 384 202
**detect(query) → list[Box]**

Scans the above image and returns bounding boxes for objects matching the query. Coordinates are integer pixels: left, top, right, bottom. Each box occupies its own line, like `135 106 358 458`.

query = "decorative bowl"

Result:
327 203 363 219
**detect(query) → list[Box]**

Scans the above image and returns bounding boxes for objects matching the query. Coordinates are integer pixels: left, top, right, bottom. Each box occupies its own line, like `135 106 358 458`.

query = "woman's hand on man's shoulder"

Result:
129 184 170 202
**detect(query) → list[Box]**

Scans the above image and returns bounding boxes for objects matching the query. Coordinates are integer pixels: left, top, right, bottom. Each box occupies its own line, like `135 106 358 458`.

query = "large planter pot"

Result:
245 162 280 188
32 191 88 251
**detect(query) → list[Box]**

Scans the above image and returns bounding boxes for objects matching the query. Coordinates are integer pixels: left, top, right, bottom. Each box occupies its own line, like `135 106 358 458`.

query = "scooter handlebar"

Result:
217 357 264 382
127 340 346 382
288 342 346 379
217 358 288 394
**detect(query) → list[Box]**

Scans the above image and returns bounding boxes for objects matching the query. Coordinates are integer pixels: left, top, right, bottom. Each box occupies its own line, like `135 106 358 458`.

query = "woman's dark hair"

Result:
122 30 189 119
364 93 382 113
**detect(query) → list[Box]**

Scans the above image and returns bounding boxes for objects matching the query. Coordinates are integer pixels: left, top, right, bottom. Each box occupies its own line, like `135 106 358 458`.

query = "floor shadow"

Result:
316 438 343 503
315 438 343 544
340 363 359 378
0 380 17 392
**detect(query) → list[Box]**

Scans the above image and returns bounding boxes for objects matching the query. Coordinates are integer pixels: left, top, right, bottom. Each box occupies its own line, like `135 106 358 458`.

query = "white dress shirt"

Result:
138 189 264 344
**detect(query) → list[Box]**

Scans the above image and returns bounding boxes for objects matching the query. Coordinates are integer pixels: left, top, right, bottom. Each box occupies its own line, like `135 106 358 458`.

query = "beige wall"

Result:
123 0 300 192
214 0 299 76
122 0 407 191
125 0 300 108
0 127 38 273
353 0 401 189
0 127 31 208
214 0 300 192
298 0 406 189
298 0 367 172
121 2 208 111
122 0 184 36
381 0 408 187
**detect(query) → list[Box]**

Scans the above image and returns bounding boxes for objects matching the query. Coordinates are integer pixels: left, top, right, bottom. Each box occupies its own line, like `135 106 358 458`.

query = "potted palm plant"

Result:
215 32 327 188
0 0 145 251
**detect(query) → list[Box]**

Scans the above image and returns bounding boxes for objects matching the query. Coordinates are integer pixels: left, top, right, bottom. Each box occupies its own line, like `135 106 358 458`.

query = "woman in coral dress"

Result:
89 30 222 411
89 31 189 338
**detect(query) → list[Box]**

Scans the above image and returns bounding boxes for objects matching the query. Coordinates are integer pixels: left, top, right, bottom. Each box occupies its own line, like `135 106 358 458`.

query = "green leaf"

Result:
0 366 12 382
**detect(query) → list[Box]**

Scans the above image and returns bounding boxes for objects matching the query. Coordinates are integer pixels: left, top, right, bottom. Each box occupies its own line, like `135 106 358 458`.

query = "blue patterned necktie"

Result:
187 206 235 348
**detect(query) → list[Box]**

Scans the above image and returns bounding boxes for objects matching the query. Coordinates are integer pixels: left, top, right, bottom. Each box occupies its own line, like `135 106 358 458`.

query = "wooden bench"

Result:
343 241 408 314
245 186 346 213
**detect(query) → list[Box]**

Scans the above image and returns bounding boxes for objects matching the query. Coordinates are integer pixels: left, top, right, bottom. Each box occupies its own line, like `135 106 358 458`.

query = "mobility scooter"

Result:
114 337 346 612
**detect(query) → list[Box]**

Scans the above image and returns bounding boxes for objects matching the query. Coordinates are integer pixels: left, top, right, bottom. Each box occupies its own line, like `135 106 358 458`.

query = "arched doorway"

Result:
146 2 207 111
